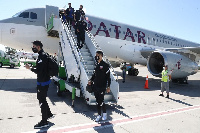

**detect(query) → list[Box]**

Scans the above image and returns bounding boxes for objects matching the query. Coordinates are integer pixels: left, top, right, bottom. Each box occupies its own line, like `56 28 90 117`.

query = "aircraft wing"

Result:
165 47 200 62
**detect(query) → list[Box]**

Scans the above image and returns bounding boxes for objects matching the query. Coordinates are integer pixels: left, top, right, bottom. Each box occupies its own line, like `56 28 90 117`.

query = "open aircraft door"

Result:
45 5 59 29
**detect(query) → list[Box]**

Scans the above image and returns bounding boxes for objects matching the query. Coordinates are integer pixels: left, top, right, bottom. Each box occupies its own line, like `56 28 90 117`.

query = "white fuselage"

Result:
0 8 199 66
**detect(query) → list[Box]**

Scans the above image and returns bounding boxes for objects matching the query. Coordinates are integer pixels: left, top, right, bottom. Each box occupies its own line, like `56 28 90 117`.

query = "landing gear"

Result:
128 68 139 76
10 64 15 68
172 77 188 84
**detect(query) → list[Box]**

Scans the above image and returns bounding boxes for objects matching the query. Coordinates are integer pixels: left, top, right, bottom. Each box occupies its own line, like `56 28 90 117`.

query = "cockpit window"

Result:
12 11 22 17
30 12 37 19
19 12 29 18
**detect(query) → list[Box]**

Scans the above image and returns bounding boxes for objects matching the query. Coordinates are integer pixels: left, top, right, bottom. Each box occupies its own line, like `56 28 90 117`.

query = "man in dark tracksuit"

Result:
88 51 111 122
76 16 87 49
65 3 74 29
26 40 53 129
74 5 85 22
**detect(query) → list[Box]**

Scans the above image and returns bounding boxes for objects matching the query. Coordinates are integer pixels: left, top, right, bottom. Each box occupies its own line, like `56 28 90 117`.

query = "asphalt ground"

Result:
0 64 199 133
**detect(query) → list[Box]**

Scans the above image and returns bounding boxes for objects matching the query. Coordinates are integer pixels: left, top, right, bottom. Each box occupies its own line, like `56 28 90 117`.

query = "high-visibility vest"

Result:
161 70 169 82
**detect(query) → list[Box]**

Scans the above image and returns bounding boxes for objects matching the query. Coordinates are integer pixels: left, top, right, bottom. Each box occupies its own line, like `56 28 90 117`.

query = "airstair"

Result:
47 6 119 105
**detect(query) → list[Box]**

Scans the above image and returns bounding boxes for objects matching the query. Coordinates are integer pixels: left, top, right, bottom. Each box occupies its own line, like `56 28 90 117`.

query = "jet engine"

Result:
147 51 198 79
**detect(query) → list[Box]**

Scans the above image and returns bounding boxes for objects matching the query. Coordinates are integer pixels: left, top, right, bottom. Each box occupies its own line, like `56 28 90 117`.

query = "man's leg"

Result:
77 33 81 49
37 85 51 122
94 91 102 122
99 91 107 120
35 85 49 128
122 70 125 83
94 91 101 115
159 82 164 96
166 82 169 98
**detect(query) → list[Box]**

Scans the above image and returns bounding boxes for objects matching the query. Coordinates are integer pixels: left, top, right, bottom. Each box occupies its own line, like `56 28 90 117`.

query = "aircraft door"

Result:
45 5 59 27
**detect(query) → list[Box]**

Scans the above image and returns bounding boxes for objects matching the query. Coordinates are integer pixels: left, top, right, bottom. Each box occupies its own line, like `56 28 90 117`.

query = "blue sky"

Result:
0 0 200 50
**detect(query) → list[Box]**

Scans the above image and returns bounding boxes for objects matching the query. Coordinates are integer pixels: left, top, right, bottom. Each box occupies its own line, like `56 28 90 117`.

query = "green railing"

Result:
47 15 54 33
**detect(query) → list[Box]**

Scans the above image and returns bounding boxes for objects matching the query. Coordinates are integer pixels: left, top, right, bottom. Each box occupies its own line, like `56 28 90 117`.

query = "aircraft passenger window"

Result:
30 12 37 19
19 12 29 18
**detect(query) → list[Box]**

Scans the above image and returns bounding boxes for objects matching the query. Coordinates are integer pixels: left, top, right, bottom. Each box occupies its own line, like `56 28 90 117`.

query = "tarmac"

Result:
0 64 199 133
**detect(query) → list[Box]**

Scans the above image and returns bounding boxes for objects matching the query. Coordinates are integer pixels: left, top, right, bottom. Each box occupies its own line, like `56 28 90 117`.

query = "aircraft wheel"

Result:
134 69 139 76
0 62 3 67
10 64 15 68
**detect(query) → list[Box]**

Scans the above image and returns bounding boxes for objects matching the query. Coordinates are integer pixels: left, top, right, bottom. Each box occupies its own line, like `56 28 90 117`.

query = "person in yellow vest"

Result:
159 65 171 98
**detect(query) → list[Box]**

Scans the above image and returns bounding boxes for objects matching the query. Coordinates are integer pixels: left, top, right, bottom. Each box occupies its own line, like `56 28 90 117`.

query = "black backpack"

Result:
46 53 59 76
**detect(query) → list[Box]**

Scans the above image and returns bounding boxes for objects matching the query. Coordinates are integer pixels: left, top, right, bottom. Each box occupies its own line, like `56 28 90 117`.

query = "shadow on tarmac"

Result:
117 72 200 98
0 74 199 132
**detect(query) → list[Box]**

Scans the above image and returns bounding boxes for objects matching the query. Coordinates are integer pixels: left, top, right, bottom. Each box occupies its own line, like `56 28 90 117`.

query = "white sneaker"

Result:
102 113 107 121
95 115 102 122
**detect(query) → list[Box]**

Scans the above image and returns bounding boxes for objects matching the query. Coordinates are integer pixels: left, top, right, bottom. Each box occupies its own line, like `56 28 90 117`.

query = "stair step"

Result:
82 45 87 49
85 70 94 75
82 60 94 65
80 48 89 52
81 52 91 56
81 56 93 61
87 75 92 79
84 65 95 70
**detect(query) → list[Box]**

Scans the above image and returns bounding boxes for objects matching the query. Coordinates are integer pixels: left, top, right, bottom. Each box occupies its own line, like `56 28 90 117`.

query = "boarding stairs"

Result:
51 14 119 105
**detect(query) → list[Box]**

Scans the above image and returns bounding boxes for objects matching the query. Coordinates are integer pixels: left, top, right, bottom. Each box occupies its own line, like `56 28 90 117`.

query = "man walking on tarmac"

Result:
26 40 53 129
159 65 171 98
88 51 111 122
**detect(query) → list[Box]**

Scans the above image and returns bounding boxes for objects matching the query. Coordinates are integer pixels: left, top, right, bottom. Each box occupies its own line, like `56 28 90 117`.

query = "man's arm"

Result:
88 70 95 85
105 64 111 93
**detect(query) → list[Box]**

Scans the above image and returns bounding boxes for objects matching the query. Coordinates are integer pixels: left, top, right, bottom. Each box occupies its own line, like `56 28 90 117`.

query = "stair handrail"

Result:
85 30 118 80
59 15 92 79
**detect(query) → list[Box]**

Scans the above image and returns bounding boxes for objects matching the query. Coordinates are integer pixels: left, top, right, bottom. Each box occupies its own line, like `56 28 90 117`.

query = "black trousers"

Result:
94 89 106 115
66 17 73 29
77 32 85 49
37 85 52 122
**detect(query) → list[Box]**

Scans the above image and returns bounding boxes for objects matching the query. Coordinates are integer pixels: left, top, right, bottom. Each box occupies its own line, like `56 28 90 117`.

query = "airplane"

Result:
0 5 199 84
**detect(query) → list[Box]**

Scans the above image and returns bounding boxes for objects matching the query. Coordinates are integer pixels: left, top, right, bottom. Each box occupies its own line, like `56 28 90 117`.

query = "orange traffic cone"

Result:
144 75 149 89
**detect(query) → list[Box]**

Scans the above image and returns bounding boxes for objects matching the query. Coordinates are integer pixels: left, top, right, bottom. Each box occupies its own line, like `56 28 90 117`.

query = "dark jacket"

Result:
75 9 85 20
76 20 87 35
65 7 74 18
90 60 111 91
31 49 50 82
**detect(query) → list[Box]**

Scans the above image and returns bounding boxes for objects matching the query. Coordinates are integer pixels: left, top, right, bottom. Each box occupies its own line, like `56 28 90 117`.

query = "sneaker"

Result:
95 115 102 122
47 114 54 120
159 94 164 97
102 113 107 121
166 95 169 98
34 121 49 129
